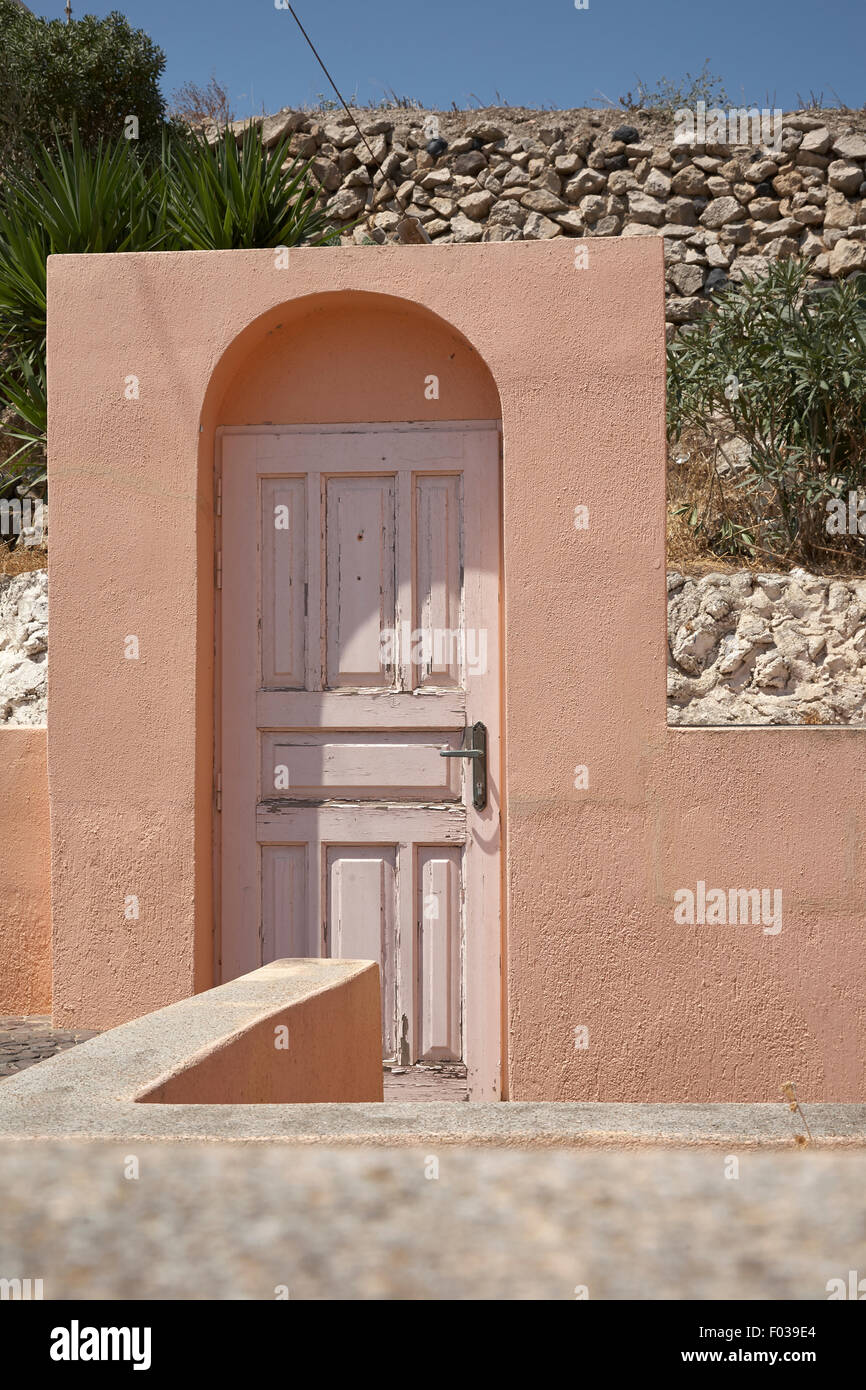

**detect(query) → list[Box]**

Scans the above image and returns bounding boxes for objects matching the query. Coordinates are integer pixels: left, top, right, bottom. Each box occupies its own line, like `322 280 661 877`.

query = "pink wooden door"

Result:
217 423 501 1098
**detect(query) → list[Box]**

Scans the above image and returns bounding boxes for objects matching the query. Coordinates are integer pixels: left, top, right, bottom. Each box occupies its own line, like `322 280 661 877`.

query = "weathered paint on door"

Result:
217 423 502 1099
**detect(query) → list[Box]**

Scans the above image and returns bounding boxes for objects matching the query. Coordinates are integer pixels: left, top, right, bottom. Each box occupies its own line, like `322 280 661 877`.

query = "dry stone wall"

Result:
668 569 866 725
4 565 863 728
5 108 866 727
231 103 866 334
0 570 47 726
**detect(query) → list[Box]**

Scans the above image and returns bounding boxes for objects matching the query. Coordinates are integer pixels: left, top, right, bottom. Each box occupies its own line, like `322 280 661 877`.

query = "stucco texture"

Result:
45 239 866 1100
0 729 51 1012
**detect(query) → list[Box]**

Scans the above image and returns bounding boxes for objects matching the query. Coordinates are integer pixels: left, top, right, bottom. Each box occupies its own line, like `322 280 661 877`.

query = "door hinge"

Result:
215 772 222 813
215 475 222 517
216 550 222 589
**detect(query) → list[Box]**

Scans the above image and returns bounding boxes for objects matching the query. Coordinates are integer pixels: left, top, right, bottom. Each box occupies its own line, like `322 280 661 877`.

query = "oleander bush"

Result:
0 1 167 173
667 259 866 571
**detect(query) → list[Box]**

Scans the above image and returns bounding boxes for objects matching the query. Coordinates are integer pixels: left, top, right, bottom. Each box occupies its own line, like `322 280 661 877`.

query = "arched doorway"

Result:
212 292 503 1100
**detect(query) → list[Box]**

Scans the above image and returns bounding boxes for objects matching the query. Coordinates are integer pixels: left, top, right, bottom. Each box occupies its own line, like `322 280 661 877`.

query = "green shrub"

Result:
0 124 165 480
0 1 167 172
668 259 866 569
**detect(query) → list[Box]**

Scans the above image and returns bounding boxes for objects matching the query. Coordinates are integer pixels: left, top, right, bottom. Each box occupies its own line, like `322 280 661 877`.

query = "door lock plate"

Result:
439 721 487 810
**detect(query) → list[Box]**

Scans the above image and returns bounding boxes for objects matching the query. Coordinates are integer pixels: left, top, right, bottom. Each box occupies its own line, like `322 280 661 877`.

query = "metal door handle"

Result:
440 722 487 810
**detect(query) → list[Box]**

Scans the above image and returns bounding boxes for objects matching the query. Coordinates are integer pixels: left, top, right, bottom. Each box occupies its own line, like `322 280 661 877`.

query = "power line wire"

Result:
284 4 430 243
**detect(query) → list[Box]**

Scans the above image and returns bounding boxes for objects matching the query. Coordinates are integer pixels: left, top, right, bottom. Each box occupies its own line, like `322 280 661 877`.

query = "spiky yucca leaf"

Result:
0 347 47 490
162 124 340 250
0 212 49 359
0 123 165 358
0 121 341 482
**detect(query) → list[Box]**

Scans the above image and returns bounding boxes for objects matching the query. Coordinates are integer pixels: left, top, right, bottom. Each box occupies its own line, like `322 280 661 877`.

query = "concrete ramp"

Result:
0 959 384 1138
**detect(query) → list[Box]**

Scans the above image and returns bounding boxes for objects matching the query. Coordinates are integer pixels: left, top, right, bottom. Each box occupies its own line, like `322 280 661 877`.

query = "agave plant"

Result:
0 349 46 475
0 123 165 353
0 124 166 487
0 212 49 361
0 121 340 491
4 123 164 257
161 123 339 250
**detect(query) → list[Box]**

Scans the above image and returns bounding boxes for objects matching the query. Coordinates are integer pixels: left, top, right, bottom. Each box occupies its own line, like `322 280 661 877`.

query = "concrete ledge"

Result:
0 959 383 1129
1 973 865 1146
136 959 383 1105
0 957 864 1148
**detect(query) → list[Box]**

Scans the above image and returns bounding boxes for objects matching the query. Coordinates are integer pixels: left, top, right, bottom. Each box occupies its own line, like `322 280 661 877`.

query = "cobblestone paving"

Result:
0 1016 100 1078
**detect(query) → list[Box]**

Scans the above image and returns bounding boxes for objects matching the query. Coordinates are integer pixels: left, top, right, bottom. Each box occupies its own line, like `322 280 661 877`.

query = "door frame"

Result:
212 419 505 1099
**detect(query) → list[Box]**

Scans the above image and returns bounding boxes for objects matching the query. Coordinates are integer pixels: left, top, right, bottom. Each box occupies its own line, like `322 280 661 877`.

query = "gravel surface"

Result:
1 1142 864 1300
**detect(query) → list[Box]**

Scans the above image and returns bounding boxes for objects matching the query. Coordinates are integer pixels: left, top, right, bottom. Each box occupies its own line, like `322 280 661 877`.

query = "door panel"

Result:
261 477 306 688
327 846 397 1056
218 424 501 1099
417 846 462 1061
325 475 395 687
415 474 462 688
262 730 463 800
261 845 308 959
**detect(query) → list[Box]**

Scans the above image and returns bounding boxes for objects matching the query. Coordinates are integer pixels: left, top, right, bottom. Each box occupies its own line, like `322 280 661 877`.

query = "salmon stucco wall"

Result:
46 239 866 1099
137 961 383 1105
0 729 51 1013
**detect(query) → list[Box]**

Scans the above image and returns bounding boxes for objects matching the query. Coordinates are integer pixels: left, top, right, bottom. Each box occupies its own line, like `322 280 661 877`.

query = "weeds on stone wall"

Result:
168 74 235 129
614 61 730 115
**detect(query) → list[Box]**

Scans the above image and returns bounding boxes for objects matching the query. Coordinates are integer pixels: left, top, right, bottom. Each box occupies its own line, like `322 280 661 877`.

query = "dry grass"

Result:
0 541 47 577
800 708 827 724
667 427 766 574
667 426 866 577
168 75 234 127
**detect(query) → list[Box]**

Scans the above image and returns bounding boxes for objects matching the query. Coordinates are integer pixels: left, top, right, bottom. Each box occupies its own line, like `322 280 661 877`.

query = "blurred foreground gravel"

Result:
1 1142 865 1299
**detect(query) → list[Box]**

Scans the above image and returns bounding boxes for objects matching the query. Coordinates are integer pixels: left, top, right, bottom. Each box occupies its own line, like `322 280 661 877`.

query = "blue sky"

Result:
26 1 866 117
